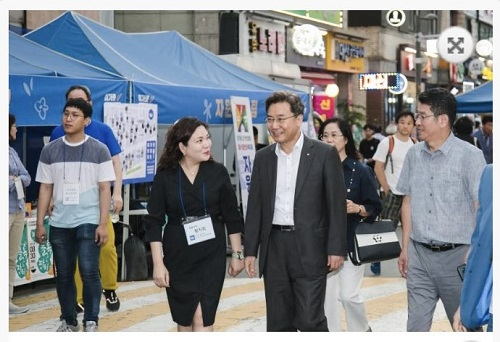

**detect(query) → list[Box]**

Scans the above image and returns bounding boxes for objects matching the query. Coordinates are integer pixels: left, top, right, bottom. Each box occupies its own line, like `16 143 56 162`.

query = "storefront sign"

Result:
359 73 398 90
399 49 432 80
292 24 325 58
248 21 285 55
286 27 325 68
326 33 365 73
312 94 335 120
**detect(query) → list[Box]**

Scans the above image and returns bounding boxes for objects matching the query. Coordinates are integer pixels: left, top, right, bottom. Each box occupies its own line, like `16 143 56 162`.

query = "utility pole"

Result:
415 11 422 101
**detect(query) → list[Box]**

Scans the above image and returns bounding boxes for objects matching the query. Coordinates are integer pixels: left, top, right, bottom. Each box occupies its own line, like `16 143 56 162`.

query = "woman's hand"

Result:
228 258 244 277
153 263 170 288
346 199 362 214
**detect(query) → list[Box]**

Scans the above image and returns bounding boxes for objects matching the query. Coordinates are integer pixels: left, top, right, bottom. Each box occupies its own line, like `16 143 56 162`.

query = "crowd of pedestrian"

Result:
9 86 492 333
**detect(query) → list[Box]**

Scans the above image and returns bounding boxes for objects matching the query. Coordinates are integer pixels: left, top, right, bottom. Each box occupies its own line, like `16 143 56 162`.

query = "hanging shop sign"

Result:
359 73 398 90
388 73 408 95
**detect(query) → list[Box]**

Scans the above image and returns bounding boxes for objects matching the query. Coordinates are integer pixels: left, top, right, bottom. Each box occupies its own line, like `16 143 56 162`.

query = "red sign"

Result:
313 94 335 120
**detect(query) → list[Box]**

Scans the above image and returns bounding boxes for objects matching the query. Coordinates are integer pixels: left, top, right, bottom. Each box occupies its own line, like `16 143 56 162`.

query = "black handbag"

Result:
350 219 401 266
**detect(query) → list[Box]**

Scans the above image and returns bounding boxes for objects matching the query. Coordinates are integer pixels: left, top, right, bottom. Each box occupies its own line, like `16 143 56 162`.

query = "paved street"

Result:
9 256 455 333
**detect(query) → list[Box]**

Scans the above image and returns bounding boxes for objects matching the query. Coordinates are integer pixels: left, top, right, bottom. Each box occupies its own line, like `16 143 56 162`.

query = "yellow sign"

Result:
325 33 365 73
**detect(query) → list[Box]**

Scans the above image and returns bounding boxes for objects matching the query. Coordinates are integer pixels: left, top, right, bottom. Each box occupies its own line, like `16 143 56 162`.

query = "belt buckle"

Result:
430 245 441 252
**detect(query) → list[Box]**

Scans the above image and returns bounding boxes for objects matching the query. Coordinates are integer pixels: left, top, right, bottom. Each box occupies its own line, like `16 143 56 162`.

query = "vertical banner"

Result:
230 96 256 219
104 103 158 184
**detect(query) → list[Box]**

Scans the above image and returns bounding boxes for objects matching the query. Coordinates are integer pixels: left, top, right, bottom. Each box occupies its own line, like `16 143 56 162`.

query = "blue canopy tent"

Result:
9 31 129 126
455 81 493 113
24 11 310 124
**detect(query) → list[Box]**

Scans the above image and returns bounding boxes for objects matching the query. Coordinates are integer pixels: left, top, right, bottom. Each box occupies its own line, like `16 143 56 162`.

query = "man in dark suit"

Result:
243 91 347 331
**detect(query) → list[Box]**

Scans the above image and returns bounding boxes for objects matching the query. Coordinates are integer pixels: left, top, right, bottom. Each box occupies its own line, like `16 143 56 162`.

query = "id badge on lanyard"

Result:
182 214 215 245
63 183 80 205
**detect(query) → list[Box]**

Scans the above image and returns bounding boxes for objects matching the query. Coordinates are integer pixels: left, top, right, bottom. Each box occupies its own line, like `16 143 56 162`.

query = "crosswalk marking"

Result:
9 276 453 332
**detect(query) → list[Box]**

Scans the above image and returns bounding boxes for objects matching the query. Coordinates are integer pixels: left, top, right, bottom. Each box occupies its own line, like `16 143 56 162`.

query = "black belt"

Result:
272 224 295 232
418 242 464 252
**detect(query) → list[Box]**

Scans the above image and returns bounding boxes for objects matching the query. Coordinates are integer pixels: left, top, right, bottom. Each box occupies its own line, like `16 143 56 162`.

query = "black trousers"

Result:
263 230 328 332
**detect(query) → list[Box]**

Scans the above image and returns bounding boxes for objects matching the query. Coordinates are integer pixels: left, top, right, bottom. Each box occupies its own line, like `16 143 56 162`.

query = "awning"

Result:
301 71 335 86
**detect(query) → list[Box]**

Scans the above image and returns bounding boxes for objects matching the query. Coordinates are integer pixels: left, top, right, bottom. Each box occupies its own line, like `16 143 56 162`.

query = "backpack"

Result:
384 135 416 173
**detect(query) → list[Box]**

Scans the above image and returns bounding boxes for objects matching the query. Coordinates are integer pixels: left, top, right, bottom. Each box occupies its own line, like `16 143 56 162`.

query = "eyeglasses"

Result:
265 115 297 125
415 113 435 121
63 113 85 120
320 133 343 140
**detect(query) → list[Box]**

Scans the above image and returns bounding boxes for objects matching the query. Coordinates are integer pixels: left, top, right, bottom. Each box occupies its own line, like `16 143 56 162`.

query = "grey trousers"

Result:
406 239 467 331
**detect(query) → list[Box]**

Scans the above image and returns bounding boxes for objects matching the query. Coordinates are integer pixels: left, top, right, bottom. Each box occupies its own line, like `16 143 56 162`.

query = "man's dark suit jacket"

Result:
244 135 347 277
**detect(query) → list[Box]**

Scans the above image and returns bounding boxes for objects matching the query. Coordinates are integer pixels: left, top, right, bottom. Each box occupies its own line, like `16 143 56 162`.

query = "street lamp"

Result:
415 11 438 100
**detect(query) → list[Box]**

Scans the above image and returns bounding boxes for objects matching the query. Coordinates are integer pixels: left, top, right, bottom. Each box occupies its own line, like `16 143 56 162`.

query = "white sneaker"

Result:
9 302 28 315
56 321 80 332
84 321 98 332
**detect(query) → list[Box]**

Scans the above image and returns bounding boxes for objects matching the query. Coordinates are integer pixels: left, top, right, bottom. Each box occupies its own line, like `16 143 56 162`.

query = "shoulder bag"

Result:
349 219 401 266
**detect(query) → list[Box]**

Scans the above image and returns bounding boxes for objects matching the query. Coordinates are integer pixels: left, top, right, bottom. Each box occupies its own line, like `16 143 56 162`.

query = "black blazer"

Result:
244 135 347 277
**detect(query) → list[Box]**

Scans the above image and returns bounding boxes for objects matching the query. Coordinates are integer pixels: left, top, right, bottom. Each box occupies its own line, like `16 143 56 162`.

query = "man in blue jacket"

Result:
453 164 493 332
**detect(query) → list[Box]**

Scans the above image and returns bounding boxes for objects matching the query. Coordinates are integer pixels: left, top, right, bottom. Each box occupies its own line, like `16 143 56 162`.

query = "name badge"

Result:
15 178 25 200
63 183 80 205
182 214 215 245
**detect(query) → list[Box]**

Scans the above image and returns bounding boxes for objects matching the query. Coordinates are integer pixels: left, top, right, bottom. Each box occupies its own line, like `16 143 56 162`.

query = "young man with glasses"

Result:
36 98 115 332
244 91 347 331
396 87 486 331
50 85 123 315
370 111 415 275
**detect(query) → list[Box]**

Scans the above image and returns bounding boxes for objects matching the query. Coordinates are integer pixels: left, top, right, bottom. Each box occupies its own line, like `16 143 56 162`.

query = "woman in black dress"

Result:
143 117 244 331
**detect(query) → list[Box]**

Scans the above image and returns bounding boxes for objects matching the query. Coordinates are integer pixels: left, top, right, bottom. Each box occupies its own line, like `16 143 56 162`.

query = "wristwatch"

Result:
231 250 244 260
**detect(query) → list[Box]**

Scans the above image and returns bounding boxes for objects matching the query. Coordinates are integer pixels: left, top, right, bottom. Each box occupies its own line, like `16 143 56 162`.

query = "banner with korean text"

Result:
231 96 256 219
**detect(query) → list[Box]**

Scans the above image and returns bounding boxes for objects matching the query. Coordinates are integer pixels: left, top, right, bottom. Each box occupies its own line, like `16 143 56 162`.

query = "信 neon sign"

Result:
359 73 399 90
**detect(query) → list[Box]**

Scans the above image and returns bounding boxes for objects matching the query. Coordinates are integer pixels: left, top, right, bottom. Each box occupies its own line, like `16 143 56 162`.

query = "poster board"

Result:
104 102 158 184
15 218 54 286
230 96 256 219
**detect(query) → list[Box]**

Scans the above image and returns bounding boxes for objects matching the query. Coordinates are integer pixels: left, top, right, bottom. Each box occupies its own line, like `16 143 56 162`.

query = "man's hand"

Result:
398 249 408 278
111 194 123 213
244 256 257 277
327 255 344 272
95 223 108 246
35 223 48 244
452 307 467 332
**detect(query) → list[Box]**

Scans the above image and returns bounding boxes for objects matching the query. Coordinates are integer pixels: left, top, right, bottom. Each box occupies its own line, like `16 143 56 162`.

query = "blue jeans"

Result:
50 224 101 325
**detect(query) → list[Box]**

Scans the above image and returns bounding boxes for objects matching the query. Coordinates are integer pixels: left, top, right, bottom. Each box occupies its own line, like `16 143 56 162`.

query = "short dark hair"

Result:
396 111 415 125
481 114 492 125
64 98 93 118
253 125 259 137
453 116 474 135
265 91 304 117
418 87 457 128
363 123 376 131
65 85 92 102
